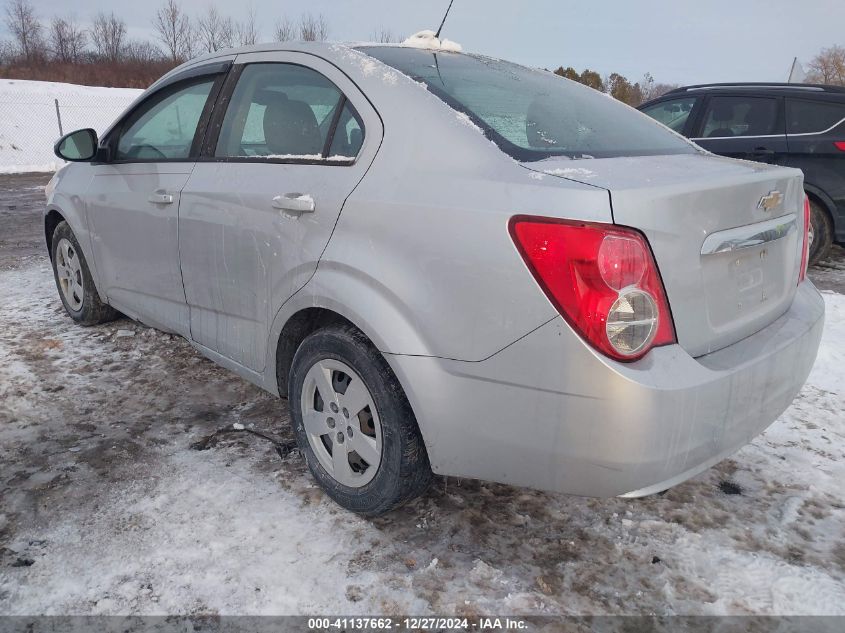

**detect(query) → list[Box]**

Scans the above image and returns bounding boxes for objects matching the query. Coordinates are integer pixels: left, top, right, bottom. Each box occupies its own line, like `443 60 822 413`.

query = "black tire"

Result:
50 221 118 326
288 324 432 516
808 198 833 266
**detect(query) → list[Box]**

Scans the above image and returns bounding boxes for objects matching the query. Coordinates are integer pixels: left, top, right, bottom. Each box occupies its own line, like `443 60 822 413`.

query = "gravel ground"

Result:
0 173 843 616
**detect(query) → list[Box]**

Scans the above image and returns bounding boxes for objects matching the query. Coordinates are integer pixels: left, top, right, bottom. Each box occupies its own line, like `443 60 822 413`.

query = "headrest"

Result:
262 92 322 156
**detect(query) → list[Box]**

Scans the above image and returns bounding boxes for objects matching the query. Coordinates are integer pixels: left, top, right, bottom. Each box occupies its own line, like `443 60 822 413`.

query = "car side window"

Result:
116 78 215 161
327 101 365 158
700 96 779 138
786 98 845 134
216 63 362 160
640 97 697 134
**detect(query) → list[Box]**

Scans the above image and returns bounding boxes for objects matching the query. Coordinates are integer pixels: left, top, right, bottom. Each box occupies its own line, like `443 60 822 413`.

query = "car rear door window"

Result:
640 97 698 133
786 98 845 134
215 63 363 160
700 96 779 138
116 79 215 160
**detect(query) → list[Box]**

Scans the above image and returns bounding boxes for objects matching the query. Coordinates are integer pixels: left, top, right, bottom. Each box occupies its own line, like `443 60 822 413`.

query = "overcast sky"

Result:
7 0 844 84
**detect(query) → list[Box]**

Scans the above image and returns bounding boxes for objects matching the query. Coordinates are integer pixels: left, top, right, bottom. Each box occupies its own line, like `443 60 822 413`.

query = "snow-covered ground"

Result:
0 80 140 174
0 177 843 616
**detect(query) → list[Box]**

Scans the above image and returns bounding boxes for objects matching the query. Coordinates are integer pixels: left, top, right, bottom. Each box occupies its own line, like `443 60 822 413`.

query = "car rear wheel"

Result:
288 324 432 516
50 221 118 326
807 198 833 266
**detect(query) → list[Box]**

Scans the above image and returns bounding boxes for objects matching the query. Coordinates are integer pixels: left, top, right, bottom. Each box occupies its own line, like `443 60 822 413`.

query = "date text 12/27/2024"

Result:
307 617 529 630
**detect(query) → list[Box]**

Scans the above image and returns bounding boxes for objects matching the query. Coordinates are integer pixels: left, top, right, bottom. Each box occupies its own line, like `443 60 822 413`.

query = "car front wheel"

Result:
50 221 118 326
288 324 432 516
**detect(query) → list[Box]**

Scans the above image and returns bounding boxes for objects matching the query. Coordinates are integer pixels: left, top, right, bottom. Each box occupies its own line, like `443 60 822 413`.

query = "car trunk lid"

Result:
523 153 805 357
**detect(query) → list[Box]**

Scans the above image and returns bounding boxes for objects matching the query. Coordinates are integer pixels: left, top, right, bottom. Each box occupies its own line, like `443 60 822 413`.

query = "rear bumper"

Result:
387 282 825 497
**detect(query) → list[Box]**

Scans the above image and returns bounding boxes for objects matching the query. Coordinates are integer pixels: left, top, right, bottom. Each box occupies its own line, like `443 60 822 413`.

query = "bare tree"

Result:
4 0 44 61
273 15 295 42
90 11 127 62
0 39 14 64
235 4 259 46
125 39 162 64
49 16 87 63
299 12 328 42
370 27 397 43
153 0 194 63
806 45 845 86
197 5 234 53
638 73 679 103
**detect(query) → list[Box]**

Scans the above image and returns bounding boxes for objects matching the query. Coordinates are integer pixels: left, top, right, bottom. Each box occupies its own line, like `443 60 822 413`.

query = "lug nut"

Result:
347 426 354 437
327 417 335 429
336 432 345 444
330 402 339 413
342 408 350 419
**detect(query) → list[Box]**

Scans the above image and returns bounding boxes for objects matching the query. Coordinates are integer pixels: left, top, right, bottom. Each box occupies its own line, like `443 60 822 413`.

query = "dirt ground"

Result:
1 173 843 616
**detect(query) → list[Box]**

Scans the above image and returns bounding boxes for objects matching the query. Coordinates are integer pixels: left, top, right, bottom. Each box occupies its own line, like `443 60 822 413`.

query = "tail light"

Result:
834 141 845 151
799 195 811 283
509 216 676 362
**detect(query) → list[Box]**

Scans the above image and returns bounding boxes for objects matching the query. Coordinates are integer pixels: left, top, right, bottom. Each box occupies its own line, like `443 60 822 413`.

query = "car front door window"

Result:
640 97 698 134
116 79 215 160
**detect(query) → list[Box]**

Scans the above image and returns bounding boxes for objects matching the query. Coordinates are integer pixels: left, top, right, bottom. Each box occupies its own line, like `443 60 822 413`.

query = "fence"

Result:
0 81 141 174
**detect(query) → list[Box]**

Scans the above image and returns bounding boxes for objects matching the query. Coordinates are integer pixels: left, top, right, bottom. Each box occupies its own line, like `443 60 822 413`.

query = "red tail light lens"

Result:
834 141 845 151
799 195 810 283
509 216 676 361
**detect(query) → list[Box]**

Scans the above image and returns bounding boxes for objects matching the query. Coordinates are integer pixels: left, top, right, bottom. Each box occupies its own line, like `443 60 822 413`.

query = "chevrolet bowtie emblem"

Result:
758 190 783 211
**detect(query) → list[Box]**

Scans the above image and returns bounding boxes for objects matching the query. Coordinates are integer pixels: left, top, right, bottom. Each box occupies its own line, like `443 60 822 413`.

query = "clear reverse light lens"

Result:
606 288 658 356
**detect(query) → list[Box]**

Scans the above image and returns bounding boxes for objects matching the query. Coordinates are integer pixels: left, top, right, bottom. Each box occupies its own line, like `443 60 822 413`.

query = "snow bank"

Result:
402 30 463 52
0 79 141 174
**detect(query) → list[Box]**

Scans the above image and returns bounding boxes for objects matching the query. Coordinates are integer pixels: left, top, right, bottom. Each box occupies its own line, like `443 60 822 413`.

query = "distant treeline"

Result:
5 0 839 98
0 0 339 88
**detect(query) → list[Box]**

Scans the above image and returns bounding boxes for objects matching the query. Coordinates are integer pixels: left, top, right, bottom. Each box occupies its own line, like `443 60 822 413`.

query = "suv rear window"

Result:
358 47 696 162
786 98 845 134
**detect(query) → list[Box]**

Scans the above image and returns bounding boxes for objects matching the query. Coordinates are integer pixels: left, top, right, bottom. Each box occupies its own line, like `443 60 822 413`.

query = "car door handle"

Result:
272 193 315 214
148 191 174 205
750 147 775 156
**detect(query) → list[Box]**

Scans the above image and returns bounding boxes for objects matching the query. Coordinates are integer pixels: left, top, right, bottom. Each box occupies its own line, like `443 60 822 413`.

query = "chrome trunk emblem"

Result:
757 190 783 211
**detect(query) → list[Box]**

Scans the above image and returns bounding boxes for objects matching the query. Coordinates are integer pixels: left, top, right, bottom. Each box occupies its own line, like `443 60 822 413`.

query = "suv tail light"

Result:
509 216 676 361
799 195 810 283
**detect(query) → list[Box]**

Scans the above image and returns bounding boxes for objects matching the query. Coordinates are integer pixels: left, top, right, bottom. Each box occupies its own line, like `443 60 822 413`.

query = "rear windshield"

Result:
359 46 697 162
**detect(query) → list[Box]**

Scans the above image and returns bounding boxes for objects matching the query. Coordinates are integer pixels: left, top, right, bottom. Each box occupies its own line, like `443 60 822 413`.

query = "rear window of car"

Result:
786 98 845 134
358 47 697 162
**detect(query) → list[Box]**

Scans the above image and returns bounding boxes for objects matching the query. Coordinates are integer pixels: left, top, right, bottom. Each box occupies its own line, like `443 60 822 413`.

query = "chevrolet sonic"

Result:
45 42 824 515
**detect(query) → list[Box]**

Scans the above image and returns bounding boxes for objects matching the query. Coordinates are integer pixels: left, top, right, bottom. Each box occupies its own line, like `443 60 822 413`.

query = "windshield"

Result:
358 46 698 162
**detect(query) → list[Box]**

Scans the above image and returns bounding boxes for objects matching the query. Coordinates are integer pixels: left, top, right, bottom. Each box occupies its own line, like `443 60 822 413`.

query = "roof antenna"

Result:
435 0 455 39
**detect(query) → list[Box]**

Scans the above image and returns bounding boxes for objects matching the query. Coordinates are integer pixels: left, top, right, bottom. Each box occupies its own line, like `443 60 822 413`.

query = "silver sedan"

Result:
46 42 824 515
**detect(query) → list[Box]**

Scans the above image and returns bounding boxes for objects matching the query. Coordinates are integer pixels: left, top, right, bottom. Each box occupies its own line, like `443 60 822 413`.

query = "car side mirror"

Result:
54 128 98 162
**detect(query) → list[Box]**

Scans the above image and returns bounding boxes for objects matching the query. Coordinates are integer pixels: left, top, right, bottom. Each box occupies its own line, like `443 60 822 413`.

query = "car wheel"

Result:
288 324 432 516
51 221 118 326
807 198 833 266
